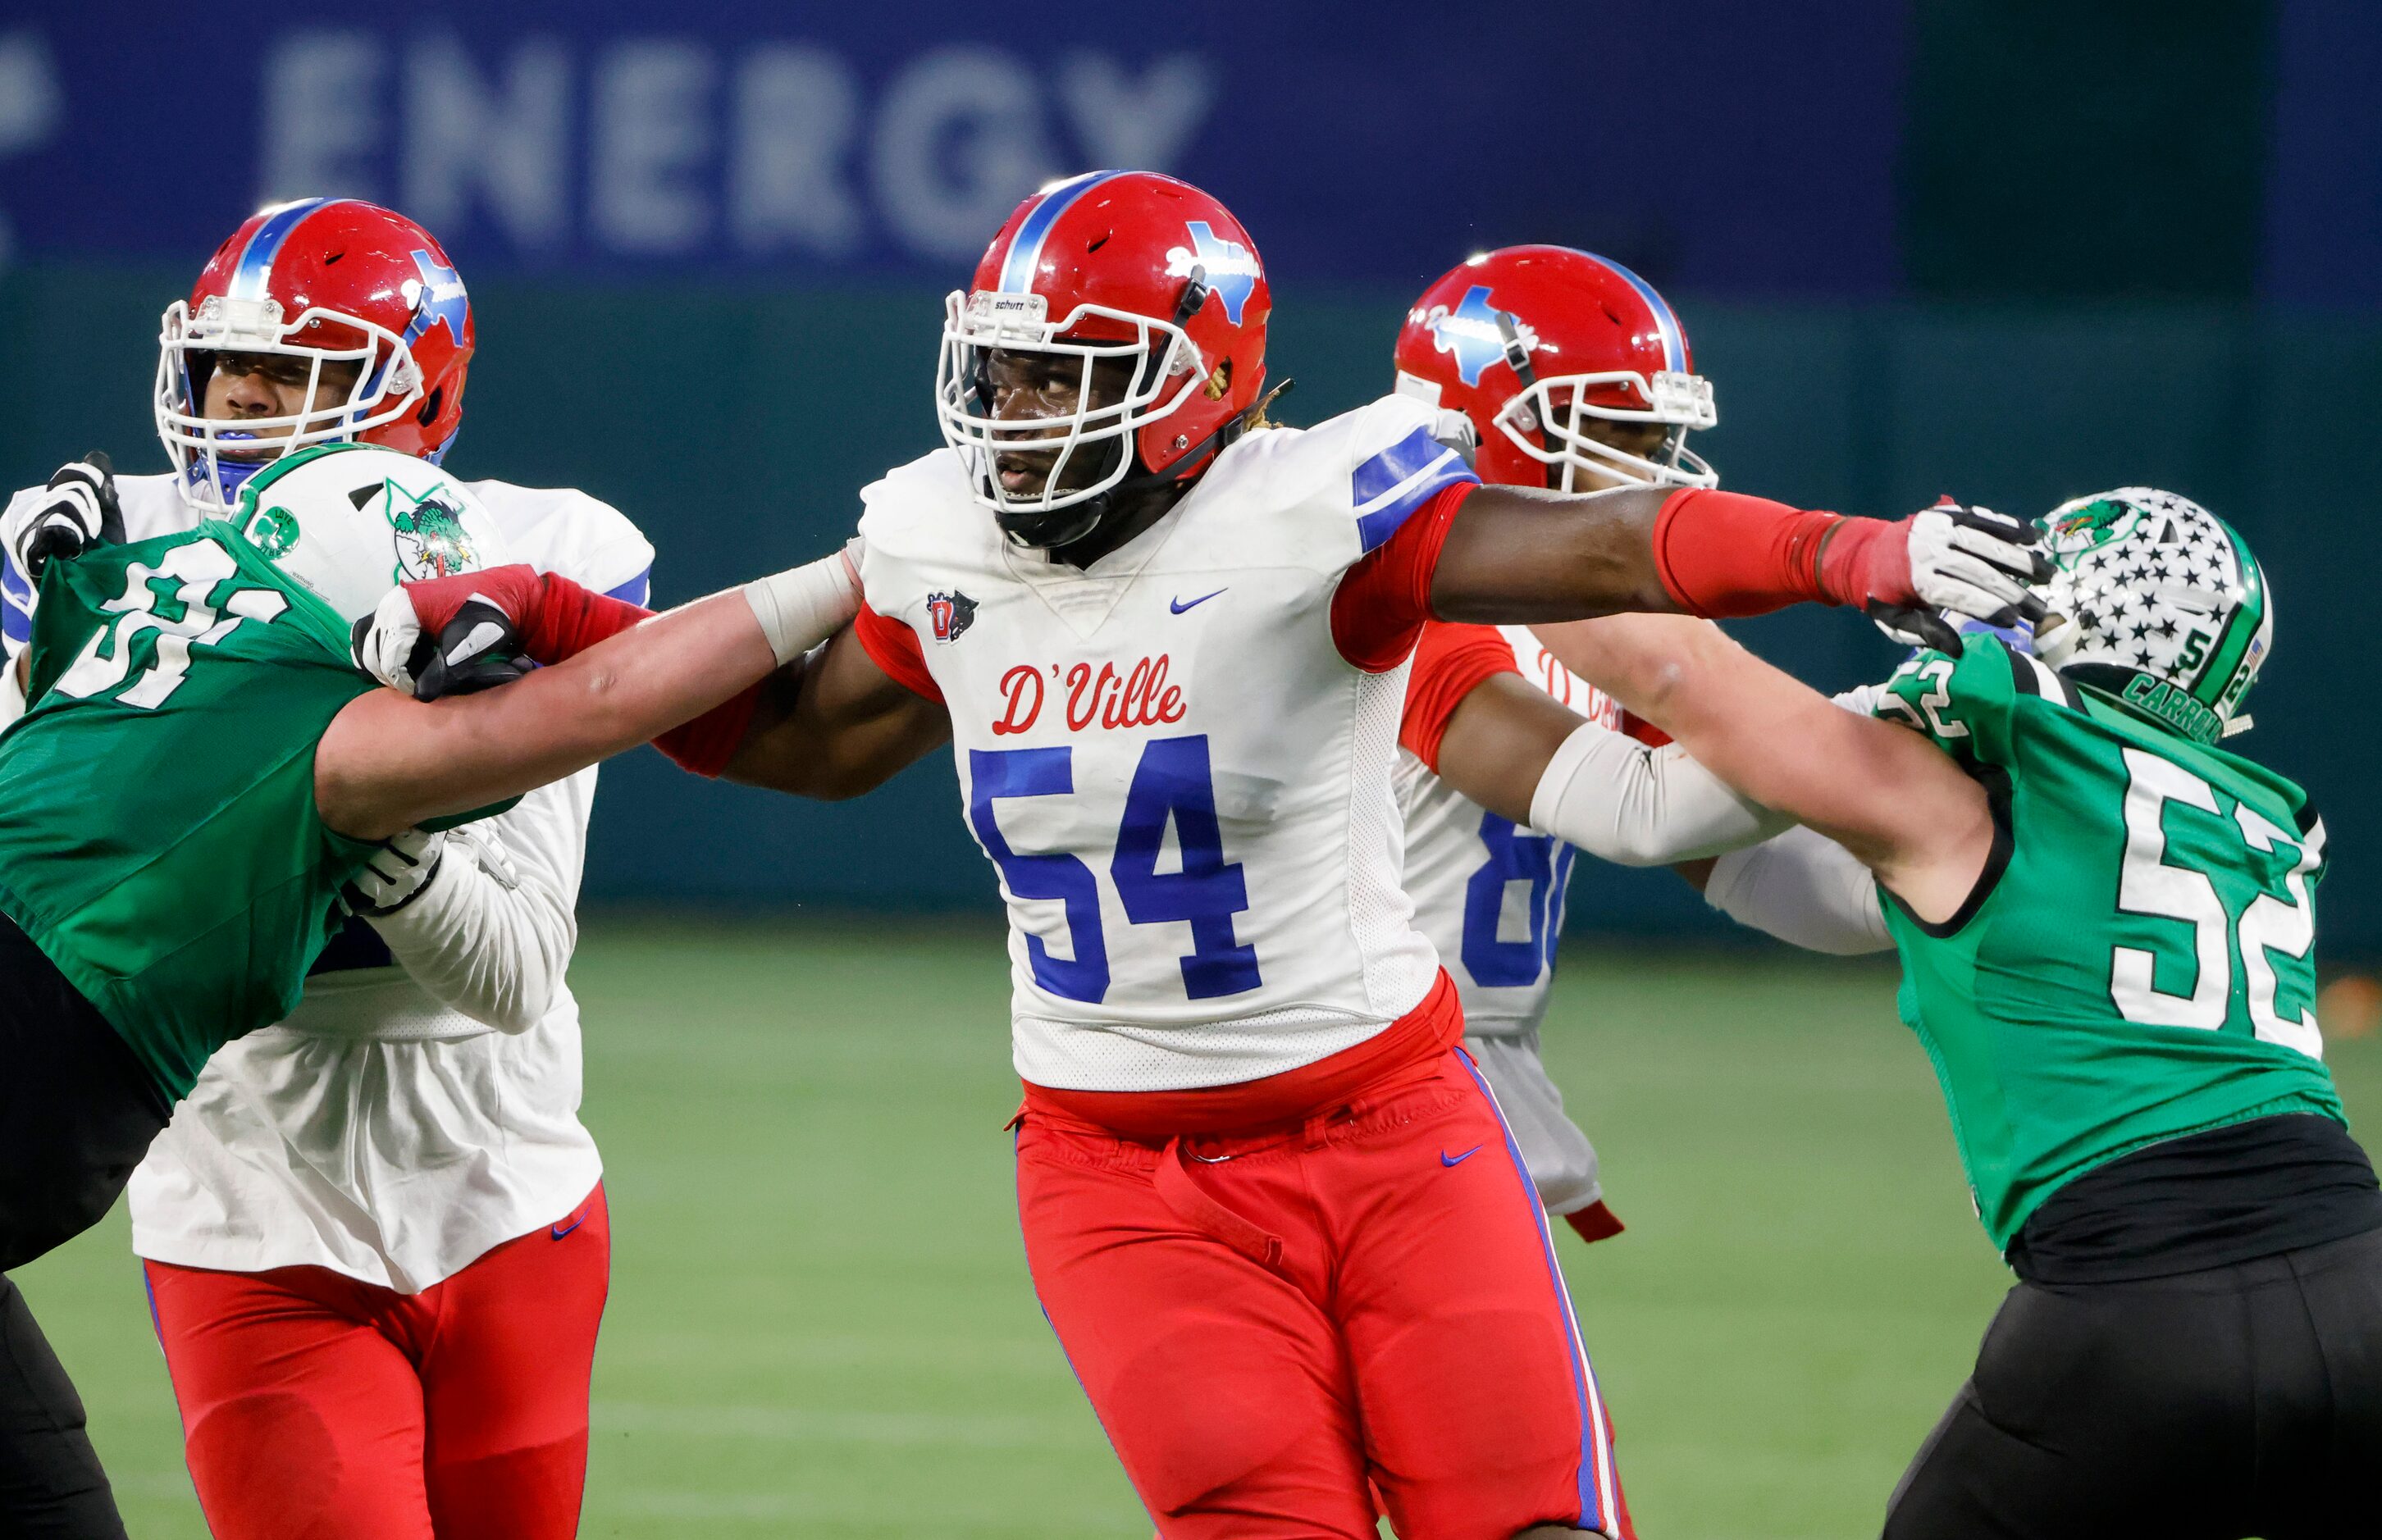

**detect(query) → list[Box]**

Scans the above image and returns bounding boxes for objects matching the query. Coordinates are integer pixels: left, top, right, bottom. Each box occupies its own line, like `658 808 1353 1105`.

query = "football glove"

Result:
343 827 447 917
351 591 532 701
6 453 125 581
1863 502 2050 654
352 565 544 700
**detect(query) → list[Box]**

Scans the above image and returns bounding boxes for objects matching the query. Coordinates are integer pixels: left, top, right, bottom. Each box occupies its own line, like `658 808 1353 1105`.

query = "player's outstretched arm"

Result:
317 587 779 841
1429 485 2043 646
723 626 951 799
1430 670 1786 866
1551 613 1995 925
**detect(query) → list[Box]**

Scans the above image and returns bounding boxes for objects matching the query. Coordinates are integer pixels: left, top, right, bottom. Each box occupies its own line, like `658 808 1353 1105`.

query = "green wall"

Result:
3 266 2375 954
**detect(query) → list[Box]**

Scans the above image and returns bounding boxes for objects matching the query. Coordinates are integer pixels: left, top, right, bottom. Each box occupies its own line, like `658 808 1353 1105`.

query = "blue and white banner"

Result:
0 1 1913 294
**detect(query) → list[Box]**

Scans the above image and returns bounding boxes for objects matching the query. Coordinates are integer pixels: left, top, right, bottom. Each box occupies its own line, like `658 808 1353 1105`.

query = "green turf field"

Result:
20 922 2382 1538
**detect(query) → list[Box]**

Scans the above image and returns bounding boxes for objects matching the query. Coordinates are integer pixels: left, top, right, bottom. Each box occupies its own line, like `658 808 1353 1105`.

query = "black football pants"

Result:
0 914 168 1538
1884 1224 2382 1540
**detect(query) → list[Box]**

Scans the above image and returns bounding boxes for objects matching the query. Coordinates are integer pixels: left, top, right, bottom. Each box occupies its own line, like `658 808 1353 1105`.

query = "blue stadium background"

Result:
2 0 2376 955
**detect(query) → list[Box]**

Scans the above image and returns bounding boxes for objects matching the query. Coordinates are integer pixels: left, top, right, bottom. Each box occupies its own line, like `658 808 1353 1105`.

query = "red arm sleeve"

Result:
398 568 761 778
399 567 655 663
1330 481 1476 672
1398 622 1520 772
852 602 943 703
1650 488 1859 617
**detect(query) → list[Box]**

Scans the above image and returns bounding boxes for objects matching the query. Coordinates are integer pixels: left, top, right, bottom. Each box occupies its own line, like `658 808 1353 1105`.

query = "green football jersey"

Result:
1873 634 2340 1251
0 521 381 1100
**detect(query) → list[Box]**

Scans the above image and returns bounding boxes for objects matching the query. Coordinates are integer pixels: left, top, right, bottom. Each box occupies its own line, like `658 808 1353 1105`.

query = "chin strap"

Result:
1494 311 1563 489
1032 379 1296 555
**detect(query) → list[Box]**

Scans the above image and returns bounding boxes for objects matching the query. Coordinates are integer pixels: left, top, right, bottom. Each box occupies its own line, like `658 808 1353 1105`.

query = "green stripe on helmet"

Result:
230 442 374 507
2189 517 2266 713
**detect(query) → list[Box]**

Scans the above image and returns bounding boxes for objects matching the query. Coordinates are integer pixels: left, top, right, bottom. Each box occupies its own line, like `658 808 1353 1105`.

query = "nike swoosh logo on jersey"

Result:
446 620 509 663
1170 589 1226 613
1440 1146 1482 1167
552 1214 586 1238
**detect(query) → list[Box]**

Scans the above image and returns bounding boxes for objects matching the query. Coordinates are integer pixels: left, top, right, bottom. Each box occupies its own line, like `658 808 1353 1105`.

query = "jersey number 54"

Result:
968 735 1261 1005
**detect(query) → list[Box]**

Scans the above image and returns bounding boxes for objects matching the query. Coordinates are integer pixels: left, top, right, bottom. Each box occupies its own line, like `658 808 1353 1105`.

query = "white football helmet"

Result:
2035 487 2272 743
218 443 508 626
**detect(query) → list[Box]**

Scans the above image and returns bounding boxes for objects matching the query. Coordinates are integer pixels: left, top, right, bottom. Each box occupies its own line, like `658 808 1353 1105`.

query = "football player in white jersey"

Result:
362 171 2042 1540
1385 246 1892 1245
0 199 650 1539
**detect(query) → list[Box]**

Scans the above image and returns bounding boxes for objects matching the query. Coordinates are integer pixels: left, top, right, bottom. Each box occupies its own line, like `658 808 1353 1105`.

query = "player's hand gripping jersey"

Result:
1873 632 2337 1250
857 394 1471 1090
0 521 385 1098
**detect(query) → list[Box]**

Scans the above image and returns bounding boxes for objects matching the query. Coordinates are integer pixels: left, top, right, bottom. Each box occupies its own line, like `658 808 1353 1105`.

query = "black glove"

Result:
349 594 532 703
10 453 126 580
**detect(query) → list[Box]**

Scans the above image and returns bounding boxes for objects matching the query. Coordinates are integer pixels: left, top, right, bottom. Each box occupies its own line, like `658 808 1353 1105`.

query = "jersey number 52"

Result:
2113 746 2323 1059
968 735 1262 1005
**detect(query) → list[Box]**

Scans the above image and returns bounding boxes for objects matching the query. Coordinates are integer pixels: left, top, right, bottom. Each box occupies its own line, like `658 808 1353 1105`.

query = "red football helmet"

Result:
1394 246 1715 492
155 198 476 511
935 170 1271 548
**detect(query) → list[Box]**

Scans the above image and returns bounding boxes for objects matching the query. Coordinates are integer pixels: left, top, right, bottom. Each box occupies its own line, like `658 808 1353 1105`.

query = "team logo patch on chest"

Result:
926 590 978 643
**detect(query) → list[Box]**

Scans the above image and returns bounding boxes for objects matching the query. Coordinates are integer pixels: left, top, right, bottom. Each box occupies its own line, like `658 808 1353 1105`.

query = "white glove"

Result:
1873 503 2050 652
353 585 428 692
344 827 448 916
349 583 529 699
5 453 125 583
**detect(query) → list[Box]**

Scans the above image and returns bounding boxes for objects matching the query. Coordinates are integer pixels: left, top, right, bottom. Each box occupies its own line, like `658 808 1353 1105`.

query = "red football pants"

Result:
144 1184 609 1540
1016 1052 1631 1540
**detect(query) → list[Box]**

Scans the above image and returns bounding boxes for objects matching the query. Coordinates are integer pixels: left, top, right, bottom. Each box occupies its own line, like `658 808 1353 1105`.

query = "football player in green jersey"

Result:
1549 489 2380 1539
0 441 858 1538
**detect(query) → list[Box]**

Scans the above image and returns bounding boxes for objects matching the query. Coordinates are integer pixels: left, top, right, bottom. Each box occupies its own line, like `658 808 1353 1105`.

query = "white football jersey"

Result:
3 467 651 1291
1394 626 1622 1040
1394 625 1622 1216
858 394 1474 1091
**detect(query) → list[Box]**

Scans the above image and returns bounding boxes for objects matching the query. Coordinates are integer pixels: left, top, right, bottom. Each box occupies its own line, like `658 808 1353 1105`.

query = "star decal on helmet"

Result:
1421 285 1540 388
1163 222 1262 325
399 249 468 346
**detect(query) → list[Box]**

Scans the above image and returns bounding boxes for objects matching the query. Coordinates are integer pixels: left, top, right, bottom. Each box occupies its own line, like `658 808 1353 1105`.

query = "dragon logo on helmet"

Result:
382 481 481 581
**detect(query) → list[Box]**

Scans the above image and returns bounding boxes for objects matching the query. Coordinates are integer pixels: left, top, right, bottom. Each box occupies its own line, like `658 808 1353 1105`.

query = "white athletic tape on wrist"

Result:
742 546 862 666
